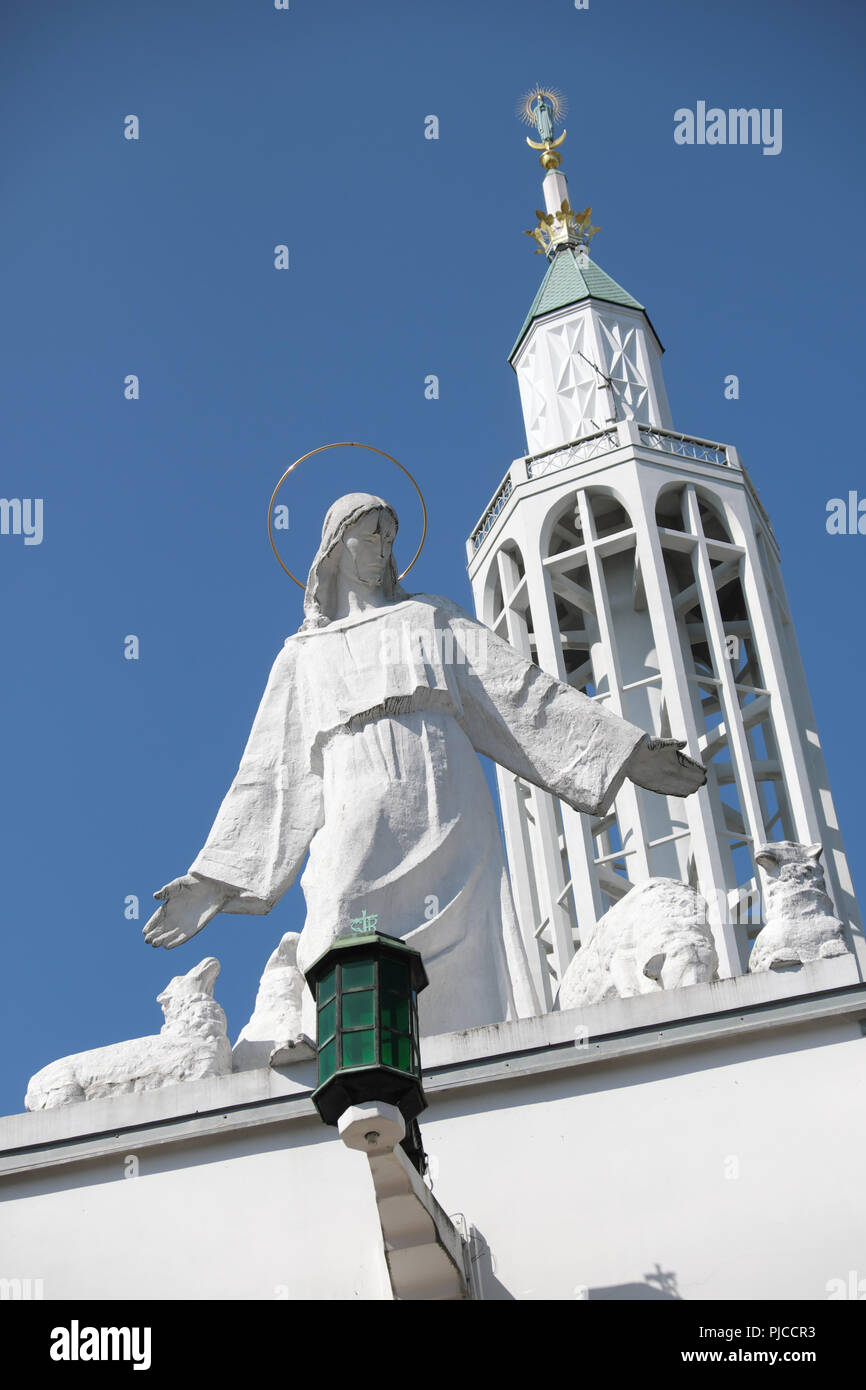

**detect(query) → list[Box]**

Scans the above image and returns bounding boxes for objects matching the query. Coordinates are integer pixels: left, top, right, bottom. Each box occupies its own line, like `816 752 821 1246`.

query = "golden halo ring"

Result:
267 441 428 588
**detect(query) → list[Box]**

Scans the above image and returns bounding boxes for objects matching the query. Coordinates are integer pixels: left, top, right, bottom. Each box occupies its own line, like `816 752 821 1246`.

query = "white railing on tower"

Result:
527 426 621 480
469 424 741 553
637 427 728 466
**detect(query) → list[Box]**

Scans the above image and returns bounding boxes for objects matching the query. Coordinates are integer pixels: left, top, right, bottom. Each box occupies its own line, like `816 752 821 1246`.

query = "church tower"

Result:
466 89 862 1009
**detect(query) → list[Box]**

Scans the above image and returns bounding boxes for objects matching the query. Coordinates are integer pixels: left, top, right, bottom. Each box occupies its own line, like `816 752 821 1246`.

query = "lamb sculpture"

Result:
556 877 719 1011
749 841 850 973
25 956 231 1110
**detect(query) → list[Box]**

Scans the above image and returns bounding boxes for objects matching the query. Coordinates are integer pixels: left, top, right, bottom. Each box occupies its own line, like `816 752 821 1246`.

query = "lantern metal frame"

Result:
304 931 429 1127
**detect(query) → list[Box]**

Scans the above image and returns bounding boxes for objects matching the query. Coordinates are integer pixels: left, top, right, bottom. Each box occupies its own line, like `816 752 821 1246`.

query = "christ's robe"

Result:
189 595 646 1035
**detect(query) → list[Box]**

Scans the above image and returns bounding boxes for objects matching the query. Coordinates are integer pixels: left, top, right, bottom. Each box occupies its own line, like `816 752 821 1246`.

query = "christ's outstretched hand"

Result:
143 873 233 950
625 736 707 798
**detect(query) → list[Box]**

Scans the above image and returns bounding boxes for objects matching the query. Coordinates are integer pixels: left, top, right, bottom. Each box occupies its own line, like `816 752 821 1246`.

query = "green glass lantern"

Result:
304 931 429 1127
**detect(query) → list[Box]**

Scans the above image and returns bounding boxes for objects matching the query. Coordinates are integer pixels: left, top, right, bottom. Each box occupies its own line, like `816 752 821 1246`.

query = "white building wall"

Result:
2 965 864 1301
0 1108 388 1301
427 1014 866 1301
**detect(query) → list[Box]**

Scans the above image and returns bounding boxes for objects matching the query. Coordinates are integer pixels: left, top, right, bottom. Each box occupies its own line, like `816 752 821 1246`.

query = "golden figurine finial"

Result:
517 86 568 169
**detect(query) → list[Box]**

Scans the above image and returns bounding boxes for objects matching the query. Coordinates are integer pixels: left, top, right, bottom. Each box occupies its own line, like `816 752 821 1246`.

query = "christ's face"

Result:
339 509 397 590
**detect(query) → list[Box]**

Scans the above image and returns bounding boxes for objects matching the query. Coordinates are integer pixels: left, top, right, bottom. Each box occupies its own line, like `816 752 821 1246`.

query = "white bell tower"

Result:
466 93 863 1009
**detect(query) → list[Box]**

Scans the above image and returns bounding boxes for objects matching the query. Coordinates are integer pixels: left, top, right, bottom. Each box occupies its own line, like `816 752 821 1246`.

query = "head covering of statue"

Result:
300 492 408 631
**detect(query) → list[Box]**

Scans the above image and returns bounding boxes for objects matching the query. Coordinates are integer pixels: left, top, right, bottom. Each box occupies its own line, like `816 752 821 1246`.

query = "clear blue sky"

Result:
2 0 863 1117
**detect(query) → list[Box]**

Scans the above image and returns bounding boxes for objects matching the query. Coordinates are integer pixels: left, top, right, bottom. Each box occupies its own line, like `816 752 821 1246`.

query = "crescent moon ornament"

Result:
267 441 429 588
525 130 567 152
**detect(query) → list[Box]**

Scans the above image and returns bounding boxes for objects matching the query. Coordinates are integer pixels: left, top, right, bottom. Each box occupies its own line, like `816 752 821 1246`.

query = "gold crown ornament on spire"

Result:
525 202 601 256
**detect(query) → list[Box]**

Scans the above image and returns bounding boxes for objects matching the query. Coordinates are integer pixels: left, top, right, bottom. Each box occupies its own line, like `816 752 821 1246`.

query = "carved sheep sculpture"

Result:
749 841 849 973
25 957 231 1110
556 877 719 1011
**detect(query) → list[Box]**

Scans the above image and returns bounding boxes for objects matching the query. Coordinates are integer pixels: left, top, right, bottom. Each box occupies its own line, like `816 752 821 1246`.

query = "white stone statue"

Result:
556 878 719 1011
750 841 849 973
232 932 312 1071
25 958 230 1111
143 493 706 1035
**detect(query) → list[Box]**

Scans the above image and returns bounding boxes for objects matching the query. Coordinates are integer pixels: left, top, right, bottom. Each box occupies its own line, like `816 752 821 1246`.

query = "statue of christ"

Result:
144 493 705 1034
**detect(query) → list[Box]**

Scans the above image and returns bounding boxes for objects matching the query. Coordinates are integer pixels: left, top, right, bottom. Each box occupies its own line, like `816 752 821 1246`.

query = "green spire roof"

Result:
509 248 647 362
